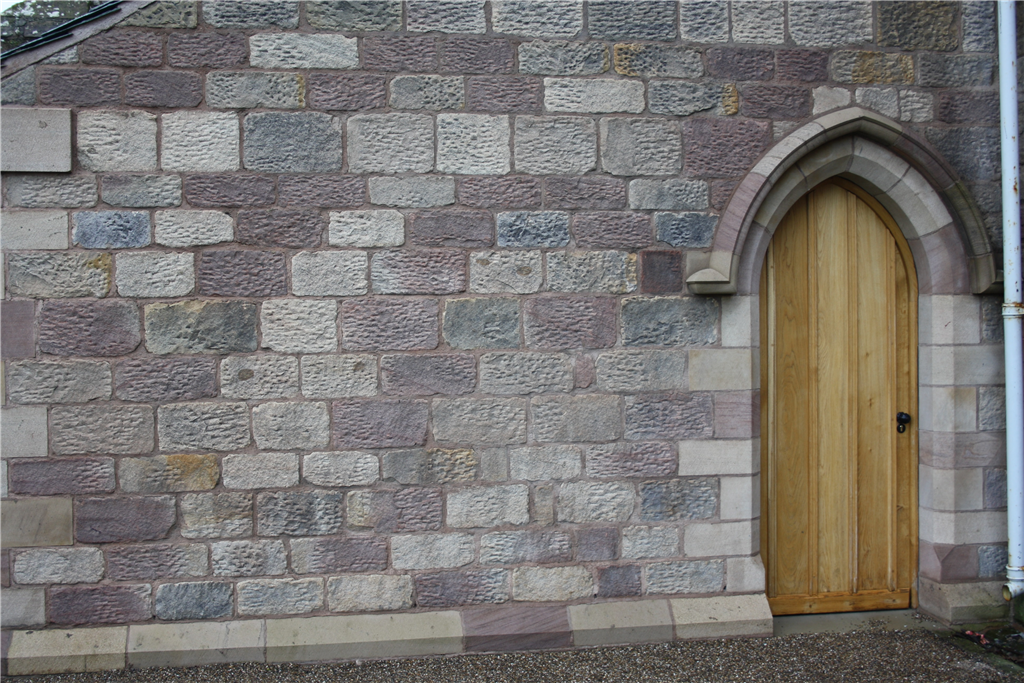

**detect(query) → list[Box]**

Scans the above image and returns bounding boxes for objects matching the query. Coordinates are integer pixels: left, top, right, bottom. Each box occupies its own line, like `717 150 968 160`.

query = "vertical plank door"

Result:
762 179 917 615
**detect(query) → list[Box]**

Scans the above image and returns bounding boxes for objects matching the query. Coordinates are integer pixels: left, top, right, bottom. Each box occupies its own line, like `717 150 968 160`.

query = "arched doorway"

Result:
760 179 918 615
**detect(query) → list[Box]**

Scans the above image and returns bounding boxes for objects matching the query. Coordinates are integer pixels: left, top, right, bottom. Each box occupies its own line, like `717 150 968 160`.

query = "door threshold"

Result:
773 609 945 637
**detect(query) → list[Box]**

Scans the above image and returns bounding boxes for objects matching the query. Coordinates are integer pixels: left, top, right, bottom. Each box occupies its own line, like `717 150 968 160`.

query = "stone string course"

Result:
0 0 1008 656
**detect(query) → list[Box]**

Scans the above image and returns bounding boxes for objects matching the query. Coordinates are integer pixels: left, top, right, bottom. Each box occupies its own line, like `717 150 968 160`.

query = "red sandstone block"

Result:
573 212 652 248
364 36 437 71
371 249 467 295
739 85 811 119
710 179 740 210
168 33 247 67
198 250 287 297
415 569 508 608
640 250 683 294
106 544 206 581
81 31 162 66
332 399 429 448
38 68 120 106
545 177 626 210
524 297 617 350
410 210 493 247
291 537 389 574
38 300 141 357
683 118 771 178
278 175 365 207
776 49 829 82
49 584 151 625
707 47 774 80
8 458 115 496
458 176 542 209
341 298 439 351
75 496 176 543
441 39 514 74
466 77 542 113
939 91 999 124
125 70 202 108
1 300 35 359
183 174 276 208
307 73 387 110
114 356 218 402
463 605 571 652
236 209 324 248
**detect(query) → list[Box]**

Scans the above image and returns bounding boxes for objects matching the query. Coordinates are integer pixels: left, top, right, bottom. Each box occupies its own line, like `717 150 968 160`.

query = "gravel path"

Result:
14 629 1023 683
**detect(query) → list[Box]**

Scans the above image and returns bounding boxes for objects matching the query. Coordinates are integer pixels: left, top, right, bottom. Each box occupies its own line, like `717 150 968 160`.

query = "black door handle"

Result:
896 412 912 433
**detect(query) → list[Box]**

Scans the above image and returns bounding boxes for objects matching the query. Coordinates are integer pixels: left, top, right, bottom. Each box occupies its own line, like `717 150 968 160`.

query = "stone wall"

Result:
0 0 1010 668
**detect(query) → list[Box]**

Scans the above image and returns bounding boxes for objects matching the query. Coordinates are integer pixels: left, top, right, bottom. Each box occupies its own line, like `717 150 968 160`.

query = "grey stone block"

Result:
390 75 465 110
640 477 717 521
347 113 434 173
161 111 240 172
101 174 181 208
327 575 413 612
979 387 1005 431
249 33 358 69
518 40 607 75
144 301 257 354
105 543 207 581
257 490 345 536
531 394 622 442
655 212 717 247
223 453 299 490
371 249 466 295
6 359 110 404
4 175 97 208
963 1 997 53
588 0 677 40
615 44 702 78
290 536 387 573
508 445 582 481
622 526 679 559
304 451 379 487
155 209 234 247
1 66 36 105
2 407 49 458
979 545 1008 578
545 78 645 113
347 488 442 532
77 110 157 171
0 588 45 627
678 1 728 43
443 297 522 348
243 112 342 173
437 114 511 175
206 72 302 109
6 252 111 299
648 81 726 116
918 54 994 88
51 405 153 455
621 296 719 346
415 568 509 607
600 118 680 176
13 547 104 584
646 559 724 594
115 251 193 298
447 485 530 527
382 448 477 485
629 179 709 210
203 1 298 27
0 209 68 250
72 211 150 248
329 210 404 247
392 533 475 569
307 0 402 31
585 442 677 478
155 581 233 620
220 354 299 400
2 108 66 172
731 0 784 43
468 250 543 294
292 251 367 297
119 454 219 493
595 349 687 392
479 352 573 395
547 251 637 294
480 530 572 564
788 1 872 47
369 176 455 208
381 354 476 396
557 481 633 522
180 492 253 539
926 126 1000 182
252 401 330 450
492 0 582 38
408 0 485 32
158 402 250 452
626 393 714 440
496 211 569 247
432 397 528 445
237 578 323 616
985 468 1007 509
212 539 287 576
122 0 198 27
514 116 596 174
301 354 378 398
261 299 338 353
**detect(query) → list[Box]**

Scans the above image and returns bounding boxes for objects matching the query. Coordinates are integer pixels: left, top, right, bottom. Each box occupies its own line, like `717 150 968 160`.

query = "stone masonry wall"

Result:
0 0 1008 633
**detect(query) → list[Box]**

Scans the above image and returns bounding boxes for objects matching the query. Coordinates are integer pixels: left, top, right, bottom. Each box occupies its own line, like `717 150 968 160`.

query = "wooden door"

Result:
761 179 917 615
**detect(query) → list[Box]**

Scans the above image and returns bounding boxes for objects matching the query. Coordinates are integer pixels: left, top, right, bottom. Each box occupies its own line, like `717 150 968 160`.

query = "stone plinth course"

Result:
0 0 1004 673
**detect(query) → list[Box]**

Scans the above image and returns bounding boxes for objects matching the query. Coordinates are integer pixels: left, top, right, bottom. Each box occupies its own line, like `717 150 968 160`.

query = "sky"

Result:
0 0 22 13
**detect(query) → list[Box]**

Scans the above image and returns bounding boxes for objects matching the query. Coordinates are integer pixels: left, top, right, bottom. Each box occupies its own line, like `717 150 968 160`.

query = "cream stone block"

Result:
6 627 127 675
1 210 69 249
954 345 1004 386
726 555 766 593
919 345 954 387
688 349 752 391
685 521 757 557
128 620 265 668
919 508 1006 545
921 466 984 512
720 475 759 521
265 612 462 663
1 108 72 172
1 497 73 547
2 406 48 457
918 577 1007 624
670 594 773 639
720 296 752 347
569 599 673 646
918 385 955 432
678 440 756 476
954 387 978 432
951 297 982 344
921 296 972 346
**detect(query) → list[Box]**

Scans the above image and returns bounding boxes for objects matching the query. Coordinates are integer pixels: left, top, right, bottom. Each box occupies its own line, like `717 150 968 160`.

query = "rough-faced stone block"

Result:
440 38 514 74
626 394 714 440
238 578 323 616
4 175 97 209
184 173 275 208
244 112 342 173
598 565 642 597
963 1 996 53
212 539 286 576
198 250 285 297
119 454 219 493
415 569 509 607
145 301 257 354
656 212 717 248
623 526 679 559
432 397 528 445
180 492 253 539
392 533 475 570
1 66 36 105
38 67 120 107
408 0 485 32
162 111 240 173
368 176 455 208
125 71 202 108
382 449 477 486
436 114 510 175
155 581 232 621
777 49 829 82
518 40 607 75
678 0 728 43
51 405 153 455
257 490 345 536
371 249 466 295
348 488 443 531
277 176 363 209
410 210 492 247
740 85 811 118
295 355 374 400
206 72 302 109
545 78 645 113
496 211 570 247
459 176 542 208
106 544 208 581
155 209 233 247
621 296 719 346
38 300 140 357
342 299 438 351
72 211 150 249
81 31 161 66
629 179 709 211
615 44 702 78
307 0 402 30
13 547 104 585
513 566 594 601
223 453 298 489
646 560 724 595
6 252 111 299
332 399 429 448
830 51 914 84
532 394 622 442
50 585 152 625
600 118 680 176
348 113 433 173
647 81 730 117
468 80 549 122
788 1 872 47
249 33 357 69
363 35 438 71
202 1 299 27
480 530 572 566
390 75 463 111
595 349 687 392
327 575 414 613
639 250 683 294
77 111 156 172
447 485 529 527
586 442 677 478
639 477 717 521
877 1 958 51
260 299 338 353
115 251 193 298
547 251 637 294
101 174 182 208
572 212 651 249
926 127 1000 182
291 537 388 574
524 296 616 350
479 352 573 394
114 356 216 403
683 118 771 178
8 457 115 496
588 0 677 40
253 401 329 450
468 250 543 294
442 296 521 348
731 0 784 42
381 354 476 395
546 176 626 210
168 33 246 67
706 47 773 80
305 74 385 112
509 445 582 481
491 0 582 37
514 116 596 175
305 451 379 487
328 210 403 248
158 402 250 452
75 496 175 543
235 210 322 249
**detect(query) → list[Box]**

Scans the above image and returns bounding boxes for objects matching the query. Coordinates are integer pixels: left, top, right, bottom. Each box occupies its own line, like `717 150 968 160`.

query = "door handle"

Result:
896 412 912 433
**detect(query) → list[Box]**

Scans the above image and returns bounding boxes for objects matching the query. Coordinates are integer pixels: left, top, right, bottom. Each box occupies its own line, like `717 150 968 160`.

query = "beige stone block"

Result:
919 508 1006 545
951 297 982 344
684 520 757 557
6 626 127 675
678 440 755 476
918 577 1007 624
569 599 673 647
128 620 266 668
954 387 978 432
670 594 772 639
1 210 69 249
1 497 73 547
0 587 45 627
688 349 752 390
265 612 463 663
920 465 984 512
720 296 752 347
919 385 955 432
726 555 765 593
954 345 1004 386
720 475 759 520
1 108 72 172
919 345 954 387
2 406 48 457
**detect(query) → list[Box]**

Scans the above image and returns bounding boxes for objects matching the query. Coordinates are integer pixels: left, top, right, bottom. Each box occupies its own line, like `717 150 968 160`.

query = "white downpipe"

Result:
998 0 1024 602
